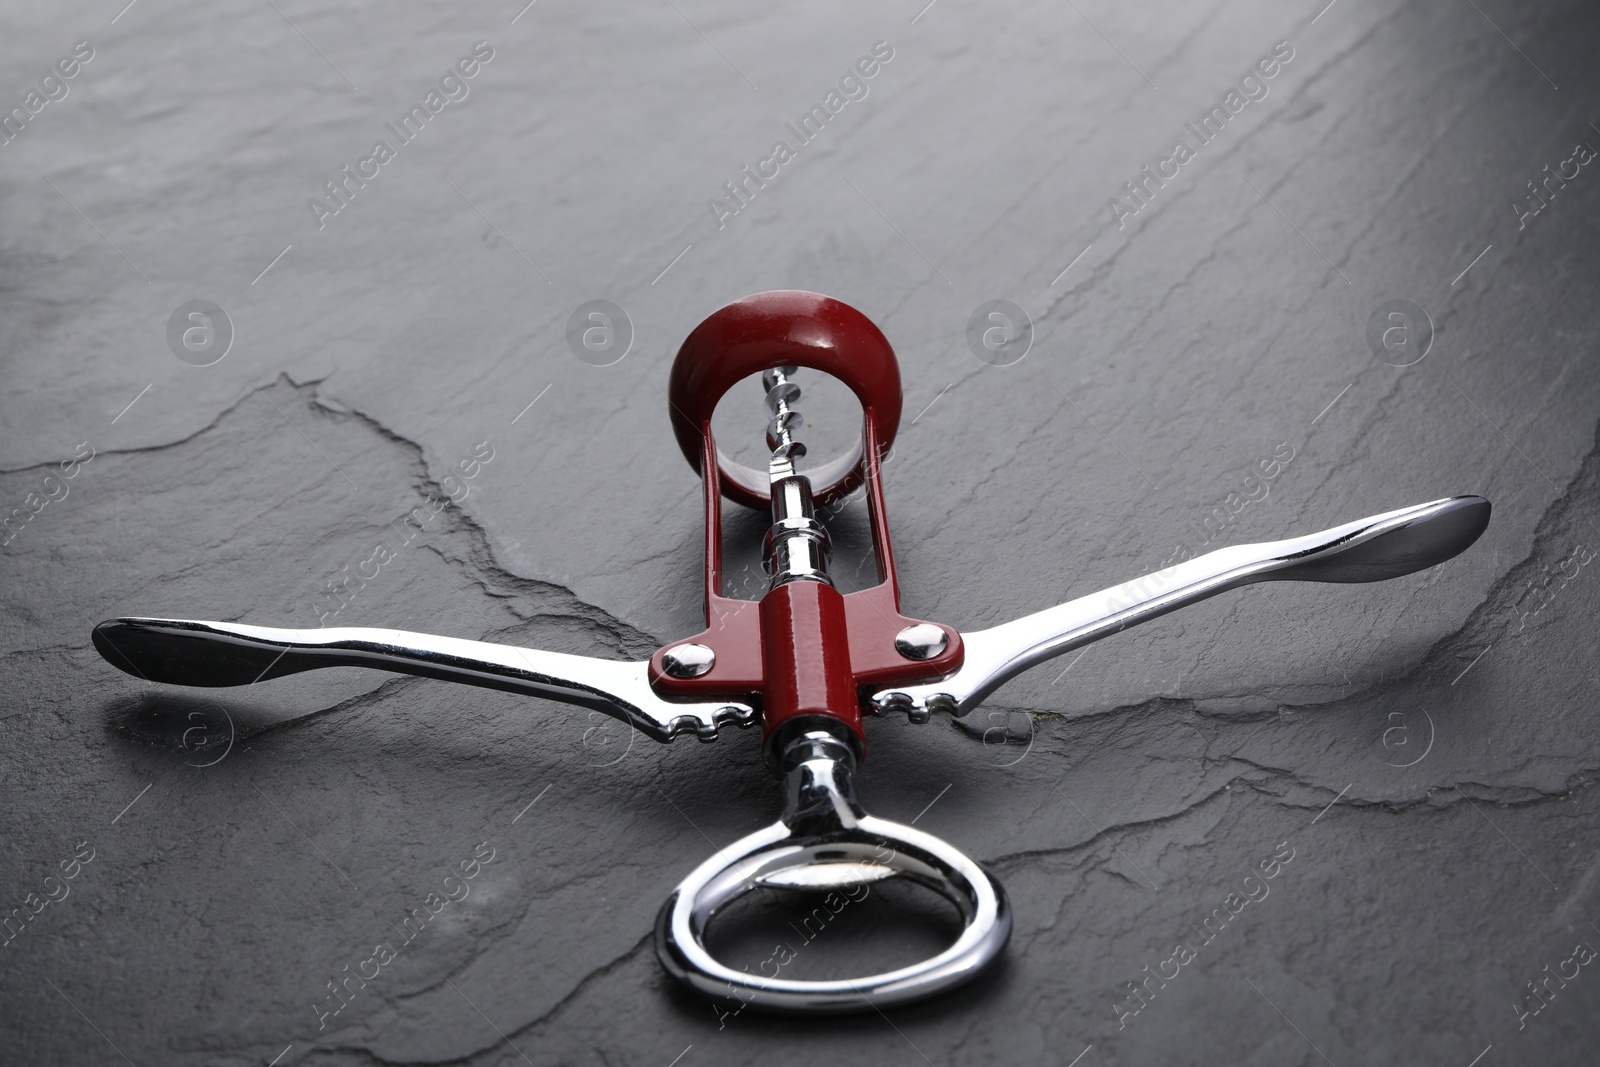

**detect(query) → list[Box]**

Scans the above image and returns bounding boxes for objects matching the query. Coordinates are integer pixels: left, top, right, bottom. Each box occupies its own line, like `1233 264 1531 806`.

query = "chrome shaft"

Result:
761 368 832 588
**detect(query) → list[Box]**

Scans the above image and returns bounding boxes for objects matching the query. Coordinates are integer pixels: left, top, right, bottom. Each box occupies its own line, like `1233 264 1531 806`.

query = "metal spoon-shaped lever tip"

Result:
1264 494 1489 584
92 618 298 687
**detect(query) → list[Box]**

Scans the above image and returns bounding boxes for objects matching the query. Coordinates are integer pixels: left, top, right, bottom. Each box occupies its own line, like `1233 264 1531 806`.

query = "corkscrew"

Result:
91 291 1490 1013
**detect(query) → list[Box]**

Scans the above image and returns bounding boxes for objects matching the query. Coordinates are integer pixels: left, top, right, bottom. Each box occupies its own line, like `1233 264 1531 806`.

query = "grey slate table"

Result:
2 1 1598 1064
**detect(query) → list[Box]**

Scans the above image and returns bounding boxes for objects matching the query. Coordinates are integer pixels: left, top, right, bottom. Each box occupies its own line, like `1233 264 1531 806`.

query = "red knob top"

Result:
667 291 903 509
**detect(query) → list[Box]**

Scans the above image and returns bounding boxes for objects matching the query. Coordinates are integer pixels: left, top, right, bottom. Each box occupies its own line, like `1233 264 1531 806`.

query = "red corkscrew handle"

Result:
667 290 903 509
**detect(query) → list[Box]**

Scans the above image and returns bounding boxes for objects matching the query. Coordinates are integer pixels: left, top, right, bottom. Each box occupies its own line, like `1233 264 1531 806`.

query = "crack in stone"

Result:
984 762 1600 881
316 932 657 1067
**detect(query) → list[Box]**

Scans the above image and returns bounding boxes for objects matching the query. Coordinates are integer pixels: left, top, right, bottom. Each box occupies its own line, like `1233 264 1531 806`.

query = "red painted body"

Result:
758 581 861 745
650 292 962 761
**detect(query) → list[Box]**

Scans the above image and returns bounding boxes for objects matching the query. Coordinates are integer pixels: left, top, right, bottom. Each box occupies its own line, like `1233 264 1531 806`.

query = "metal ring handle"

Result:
667 291 903 509
654 732 1010 1013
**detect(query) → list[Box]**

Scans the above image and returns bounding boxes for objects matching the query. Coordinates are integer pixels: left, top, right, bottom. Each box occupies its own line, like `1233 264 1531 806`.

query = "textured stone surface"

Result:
2 0 1598 1063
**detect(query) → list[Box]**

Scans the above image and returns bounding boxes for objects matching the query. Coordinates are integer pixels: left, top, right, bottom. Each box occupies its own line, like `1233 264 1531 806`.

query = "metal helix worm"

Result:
762 365 804 480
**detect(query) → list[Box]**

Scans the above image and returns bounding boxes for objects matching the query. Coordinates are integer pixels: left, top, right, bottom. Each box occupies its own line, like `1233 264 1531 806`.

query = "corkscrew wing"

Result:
92 618 755 742
870 495 1490 718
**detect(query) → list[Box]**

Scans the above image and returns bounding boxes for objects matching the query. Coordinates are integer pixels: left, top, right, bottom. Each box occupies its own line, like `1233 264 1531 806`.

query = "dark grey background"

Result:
2 0 1598 1064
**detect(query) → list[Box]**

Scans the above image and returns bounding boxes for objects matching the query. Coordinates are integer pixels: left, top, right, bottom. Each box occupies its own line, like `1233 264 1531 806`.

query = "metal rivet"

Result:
662 643 716 678
894 624 948 661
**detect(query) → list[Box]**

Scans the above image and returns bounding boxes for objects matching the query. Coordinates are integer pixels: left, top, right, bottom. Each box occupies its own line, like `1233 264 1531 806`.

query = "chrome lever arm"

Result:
93 618 755 742
871 495 1490 718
